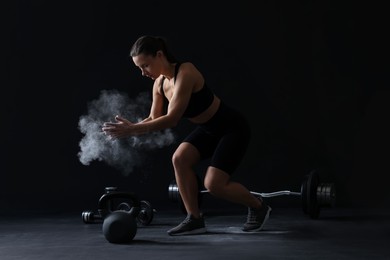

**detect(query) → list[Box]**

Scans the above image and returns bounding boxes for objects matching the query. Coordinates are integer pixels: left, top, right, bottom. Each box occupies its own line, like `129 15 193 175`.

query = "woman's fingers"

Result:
115 115 126 122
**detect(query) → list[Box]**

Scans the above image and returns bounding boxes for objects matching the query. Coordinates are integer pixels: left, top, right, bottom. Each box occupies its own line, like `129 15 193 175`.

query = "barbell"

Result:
168 169 336 219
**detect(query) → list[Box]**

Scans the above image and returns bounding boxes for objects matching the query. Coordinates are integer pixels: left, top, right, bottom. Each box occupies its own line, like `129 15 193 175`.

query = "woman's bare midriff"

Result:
188 96 221 124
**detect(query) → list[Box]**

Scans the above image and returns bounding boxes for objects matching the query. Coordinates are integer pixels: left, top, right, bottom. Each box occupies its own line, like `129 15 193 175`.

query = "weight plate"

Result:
82 211 94 223
117 202 131 211
168 180 180 203
301 175 309 214
137 200 154 226
81 211 102 224
169 177 203 215
307 170 320 219
317 183 336 207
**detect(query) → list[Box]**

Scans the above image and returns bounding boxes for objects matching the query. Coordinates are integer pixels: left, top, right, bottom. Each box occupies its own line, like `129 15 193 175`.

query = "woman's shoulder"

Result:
178 62 200 74
179 61 195 68
153 75 165 89
176 62 204 83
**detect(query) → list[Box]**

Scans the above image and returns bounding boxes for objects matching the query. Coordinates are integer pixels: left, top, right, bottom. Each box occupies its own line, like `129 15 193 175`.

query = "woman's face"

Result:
132 52 162 80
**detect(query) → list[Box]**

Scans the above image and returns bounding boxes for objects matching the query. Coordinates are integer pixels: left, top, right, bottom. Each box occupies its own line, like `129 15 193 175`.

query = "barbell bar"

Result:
168 169 336 219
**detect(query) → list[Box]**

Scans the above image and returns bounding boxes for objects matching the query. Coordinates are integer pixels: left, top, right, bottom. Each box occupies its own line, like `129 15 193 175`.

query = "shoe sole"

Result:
168 227 207 236
242 206 272 232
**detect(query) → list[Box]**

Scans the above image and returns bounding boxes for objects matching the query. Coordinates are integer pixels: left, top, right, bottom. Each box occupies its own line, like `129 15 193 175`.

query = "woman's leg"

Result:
204 167 271 232
171 142 202 218
204 167 262 209
202 129 271 232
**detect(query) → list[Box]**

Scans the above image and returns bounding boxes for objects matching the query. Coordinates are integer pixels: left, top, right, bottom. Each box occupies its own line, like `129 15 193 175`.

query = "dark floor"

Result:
1 206 389 260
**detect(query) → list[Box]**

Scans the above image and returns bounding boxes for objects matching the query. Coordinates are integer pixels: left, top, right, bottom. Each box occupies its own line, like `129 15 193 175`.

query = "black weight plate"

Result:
301 175 309 214
137 200 154 226
307 170 320 219
117 202 131 211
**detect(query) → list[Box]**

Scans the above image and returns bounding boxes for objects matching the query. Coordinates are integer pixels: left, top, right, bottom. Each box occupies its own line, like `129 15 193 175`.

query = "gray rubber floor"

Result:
1 207 389 260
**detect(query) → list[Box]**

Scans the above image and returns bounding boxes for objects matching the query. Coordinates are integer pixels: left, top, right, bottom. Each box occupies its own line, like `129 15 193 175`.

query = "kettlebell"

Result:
98 192 141 244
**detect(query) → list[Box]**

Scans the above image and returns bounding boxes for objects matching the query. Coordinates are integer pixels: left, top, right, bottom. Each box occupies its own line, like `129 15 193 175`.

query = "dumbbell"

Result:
82 187 155 226
168 169 336 219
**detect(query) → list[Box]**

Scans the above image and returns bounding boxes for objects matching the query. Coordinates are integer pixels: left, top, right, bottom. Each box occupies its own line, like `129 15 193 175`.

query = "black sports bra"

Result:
160 63 214 118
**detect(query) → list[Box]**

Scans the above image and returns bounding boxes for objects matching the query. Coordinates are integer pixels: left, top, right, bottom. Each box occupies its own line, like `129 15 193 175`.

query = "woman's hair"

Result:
129 35 177 63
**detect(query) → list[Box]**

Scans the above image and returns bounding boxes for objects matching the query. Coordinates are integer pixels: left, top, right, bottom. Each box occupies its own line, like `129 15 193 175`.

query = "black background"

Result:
2 0 388 214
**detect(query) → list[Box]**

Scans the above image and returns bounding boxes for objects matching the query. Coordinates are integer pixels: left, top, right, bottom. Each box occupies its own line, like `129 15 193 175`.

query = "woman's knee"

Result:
204 179 226 196
204 168 229 195
171 150 186 168
172 143 200 169
204 178 217 193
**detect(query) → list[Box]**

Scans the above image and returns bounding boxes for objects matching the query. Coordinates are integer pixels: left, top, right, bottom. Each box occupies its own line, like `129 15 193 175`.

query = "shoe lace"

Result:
182 214 194 224
247 208 258 222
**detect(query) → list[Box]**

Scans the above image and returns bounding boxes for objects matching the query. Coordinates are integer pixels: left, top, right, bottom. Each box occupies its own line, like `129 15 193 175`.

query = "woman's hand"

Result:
102 115 134 139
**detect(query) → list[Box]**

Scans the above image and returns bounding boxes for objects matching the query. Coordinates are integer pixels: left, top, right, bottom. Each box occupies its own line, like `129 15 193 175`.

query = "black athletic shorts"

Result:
183 102 251 175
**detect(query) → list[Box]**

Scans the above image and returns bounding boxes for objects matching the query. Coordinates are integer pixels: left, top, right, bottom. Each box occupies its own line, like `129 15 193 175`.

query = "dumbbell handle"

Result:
199 190 301 197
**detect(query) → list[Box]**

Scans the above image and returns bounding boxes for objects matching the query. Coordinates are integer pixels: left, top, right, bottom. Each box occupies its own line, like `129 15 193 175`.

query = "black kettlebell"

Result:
98 191 141 244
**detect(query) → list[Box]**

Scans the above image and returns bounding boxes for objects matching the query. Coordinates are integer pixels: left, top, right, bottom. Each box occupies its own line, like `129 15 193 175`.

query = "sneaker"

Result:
242 199 272 232
167 214 207 236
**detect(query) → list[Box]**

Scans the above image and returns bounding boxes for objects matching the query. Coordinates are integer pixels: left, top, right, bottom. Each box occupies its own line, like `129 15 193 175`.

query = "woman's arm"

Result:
102 65 199 138
139 78 166 123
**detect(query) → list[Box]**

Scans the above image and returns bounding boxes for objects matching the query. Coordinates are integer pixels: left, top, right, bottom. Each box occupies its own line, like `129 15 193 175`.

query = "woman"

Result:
102 35 271 236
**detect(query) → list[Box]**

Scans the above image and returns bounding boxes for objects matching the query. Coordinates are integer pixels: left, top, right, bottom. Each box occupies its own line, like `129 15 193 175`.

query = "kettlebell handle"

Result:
97 192 141 218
